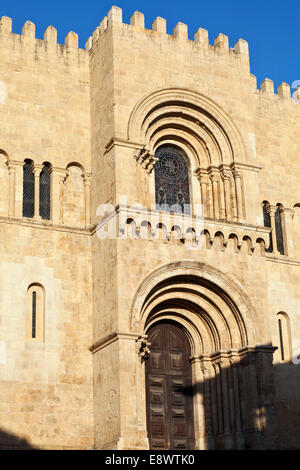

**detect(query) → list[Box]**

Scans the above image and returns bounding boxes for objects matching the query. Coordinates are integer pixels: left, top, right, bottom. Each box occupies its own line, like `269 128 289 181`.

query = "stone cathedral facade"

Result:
0 6 299 450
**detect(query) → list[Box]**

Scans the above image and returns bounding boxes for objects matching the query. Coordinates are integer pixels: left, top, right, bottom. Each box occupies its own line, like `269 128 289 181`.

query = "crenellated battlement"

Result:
0 7 298 104
0 15 87 63
85 5 250 61
86 6 298 105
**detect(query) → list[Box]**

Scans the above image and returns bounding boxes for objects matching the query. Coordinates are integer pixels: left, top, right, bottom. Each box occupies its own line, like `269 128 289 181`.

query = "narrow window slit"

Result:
278 318 284 361
32 291 37 339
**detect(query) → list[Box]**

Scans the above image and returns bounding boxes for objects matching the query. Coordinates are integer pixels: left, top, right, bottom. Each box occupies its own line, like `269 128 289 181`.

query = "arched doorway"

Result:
145 322 195 450
132 263 278 449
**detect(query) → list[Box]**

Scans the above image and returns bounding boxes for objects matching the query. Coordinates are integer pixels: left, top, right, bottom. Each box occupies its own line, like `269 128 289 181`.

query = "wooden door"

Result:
145 322 195 450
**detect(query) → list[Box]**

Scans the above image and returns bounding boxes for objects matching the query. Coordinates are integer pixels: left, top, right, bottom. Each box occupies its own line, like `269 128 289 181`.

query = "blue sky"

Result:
1 0 299 91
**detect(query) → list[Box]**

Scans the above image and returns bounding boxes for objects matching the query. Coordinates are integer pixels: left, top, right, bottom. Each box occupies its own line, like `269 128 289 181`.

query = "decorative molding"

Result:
89 331 143 354
105 137 145 154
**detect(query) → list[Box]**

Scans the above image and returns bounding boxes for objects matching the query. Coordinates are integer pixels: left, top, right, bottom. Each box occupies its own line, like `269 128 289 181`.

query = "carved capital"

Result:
33 165 43 177
136 336 151 363
53 169 67 184
194 168 208 184
7 162 16 175
230 358 240 368
200 360 213 377
221 169 232 181
134 147 158 174
267 204 277 217
233 169 241 179
83 174 92 186
284 207 295 219
209 171 219 184
240 352 257 367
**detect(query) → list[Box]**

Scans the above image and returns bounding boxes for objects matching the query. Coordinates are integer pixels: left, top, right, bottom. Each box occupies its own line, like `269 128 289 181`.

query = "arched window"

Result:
22 160 34 218
275 204 285 255
262 201 273 253
27 284 45 342
276 312 292 362
39 163 51 220
155 146 190 214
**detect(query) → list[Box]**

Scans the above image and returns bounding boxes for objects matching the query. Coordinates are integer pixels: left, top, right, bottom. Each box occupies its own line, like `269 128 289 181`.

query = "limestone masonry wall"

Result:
0 5 299 450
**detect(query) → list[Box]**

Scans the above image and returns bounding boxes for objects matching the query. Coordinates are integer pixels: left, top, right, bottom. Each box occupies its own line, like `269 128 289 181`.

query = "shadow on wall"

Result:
175 346 300 450
0 348 299 450
272 361 300 450
0 428 37 450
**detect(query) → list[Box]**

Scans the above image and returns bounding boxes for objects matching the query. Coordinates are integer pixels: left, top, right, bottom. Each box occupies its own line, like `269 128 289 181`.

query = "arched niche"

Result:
26 283 45 342
292 204 300 259
63 163 85 227
275 312 292 363
0 151 9 217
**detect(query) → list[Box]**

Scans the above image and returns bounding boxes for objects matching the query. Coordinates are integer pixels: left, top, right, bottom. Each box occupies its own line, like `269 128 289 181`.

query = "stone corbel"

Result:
134 147 158 174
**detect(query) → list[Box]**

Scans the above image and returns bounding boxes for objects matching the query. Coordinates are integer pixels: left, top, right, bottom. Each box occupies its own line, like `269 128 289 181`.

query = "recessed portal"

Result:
145 322 195 450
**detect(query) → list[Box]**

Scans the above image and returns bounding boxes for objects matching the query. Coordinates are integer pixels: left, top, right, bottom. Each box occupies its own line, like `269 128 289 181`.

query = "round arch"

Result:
131 261 262 353
128 88 246 166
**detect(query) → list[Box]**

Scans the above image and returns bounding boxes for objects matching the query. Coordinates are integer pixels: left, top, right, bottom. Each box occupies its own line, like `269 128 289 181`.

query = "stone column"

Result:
195 169 209 218
213 360 224 441
135 336 151 447
33 164 42 220
58 172 66 225
255 346 278 450
7 161 16 218
191 358 206 449
219 357 234 449
83 173 91 229
240 349 261 449
210 172 220 220
230 355 244 449
222 169 232 220
201 359 215 449
267 205 279 255
233 169 244 221
230 175 238 221
218 178 226 220
206 180 214 218
11 160 24 219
